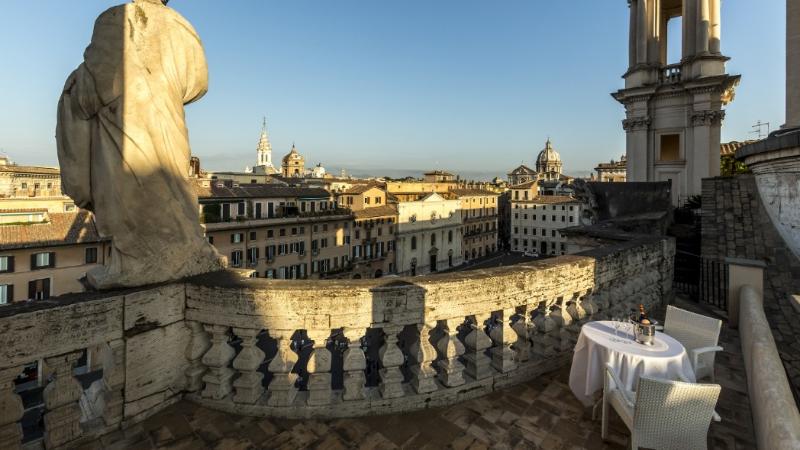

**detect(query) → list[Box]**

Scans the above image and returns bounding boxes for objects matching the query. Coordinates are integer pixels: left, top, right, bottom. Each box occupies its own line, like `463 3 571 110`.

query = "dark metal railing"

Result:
674 251 728 311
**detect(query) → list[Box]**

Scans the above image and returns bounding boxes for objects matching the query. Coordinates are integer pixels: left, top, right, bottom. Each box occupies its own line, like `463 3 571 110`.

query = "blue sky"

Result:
0 1 786 179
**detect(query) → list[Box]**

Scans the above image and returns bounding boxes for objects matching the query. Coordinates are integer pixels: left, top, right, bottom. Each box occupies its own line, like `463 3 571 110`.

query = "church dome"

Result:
282 144 304 164
536 139 561 166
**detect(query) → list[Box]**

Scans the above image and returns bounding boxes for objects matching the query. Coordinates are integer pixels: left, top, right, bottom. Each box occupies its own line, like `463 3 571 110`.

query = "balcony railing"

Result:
0 233 675 447
660 63 682 84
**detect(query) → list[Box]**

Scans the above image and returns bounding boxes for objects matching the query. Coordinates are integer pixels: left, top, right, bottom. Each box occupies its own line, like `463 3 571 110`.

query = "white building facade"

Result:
395 193 463 276
509 183 582 256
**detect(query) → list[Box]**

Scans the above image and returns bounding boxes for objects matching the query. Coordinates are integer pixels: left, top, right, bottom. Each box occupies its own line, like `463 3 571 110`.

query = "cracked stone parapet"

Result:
267 329 298 407
184 321 211 393
463 313 493 380
0 366 24 450
201 325 235 400
44 351 83 449
341 328 367 401
379 325 405 399
232 327 265 404
306 330 333 406
489 309 518 373
408 322 438 394
435 319 466 387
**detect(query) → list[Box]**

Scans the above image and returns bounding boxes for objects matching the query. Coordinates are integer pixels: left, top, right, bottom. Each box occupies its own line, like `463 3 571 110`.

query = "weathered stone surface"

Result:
125 321 190 403
0 296 123 368
124 284 185 332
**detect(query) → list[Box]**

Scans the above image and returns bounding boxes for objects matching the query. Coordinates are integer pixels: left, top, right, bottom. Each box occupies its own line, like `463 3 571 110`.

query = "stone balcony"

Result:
0 233 676 449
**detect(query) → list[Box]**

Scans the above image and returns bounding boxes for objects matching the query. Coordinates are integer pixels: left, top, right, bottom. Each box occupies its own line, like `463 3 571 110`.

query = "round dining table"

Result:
568 320 696 407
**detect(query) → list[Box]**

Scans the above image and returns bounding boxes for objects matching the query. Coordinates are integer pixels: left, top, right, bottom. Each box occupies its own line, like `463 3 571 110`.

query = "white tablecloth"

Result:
568 320 696 406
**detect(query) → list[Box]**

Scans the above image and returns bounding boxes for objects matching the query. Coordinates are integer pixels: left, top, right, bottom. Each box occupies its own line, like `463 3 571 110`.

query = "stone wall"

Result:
702 174 800 397
0 233 674 447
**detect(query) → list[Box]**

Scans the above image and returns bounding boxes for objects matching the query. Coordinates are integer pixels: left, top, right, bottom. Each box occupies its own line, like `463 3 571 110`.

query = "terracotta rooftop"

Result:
510 180 538 189
352 204 398 220
0 165 61 175
520 195 580 204
195 182 331 200
342 184 382 195
449 188 500 197
720 140 758 156
0 210 105 250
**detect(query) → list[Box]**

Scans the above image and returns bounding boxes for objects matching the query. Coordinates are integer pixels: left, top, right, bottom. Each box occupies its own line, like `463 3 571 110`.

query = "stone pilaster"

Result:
435 319 466 387
101 340 125 427
267 329 298 407
408 322 438 394
201 325 236 400
185 321 211 393
341 328 367 401
0 366 24 450
232 327 265 404
306 330 333 406
489 309 518 373
43 351 83 449
378 325 405 399
463 313 493 380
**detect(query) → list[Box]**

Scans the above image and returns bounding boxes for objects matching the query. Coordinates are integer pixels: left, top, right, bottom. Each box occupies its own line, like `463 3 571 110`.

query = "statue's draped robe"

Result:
57 0 223 288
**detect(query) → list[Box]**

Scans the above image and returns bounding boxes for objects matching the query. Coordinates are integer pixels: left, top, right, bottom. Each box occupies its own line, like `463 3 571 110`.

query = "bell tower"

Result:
612 0 740 205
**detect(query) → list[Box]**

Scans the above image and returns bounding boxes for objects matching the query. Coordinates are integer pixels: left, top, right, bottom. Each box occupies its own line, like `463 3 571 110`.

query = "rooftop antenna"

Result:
750 120 771 139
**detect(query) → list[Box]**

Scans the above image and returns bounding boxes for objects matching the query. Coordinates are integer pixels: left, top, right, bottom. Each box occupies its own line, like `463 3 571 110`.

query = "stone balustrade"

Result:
0 234 673 448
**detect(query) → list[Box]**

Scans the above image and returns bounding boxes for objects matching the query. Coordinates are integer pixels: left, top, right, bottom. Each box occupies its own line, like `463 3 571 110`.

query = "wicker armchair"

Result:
602 364 721 450
663 305 723 381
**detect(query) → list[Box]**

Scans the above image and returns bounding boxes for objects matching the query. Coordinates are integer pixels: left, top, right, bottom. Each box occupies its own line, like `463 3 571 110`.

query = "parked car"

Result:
524 250 539 258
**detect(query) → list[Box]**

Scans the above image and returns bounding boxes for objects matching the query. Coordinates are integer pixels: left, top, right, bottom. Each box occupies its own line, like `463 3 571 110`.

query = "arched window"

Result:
430 233 436 246
411 236 417 250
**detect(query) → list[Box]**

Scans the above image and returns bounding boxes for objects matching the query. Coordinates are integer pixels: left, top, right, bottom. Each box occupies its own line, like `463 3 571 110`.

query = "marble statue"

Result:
56 0 225 289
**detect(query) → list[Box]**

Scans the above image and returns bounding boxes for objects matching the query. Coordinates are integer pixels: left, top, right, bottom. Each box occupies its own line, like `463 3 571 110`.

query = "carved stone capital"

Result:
622 116 651 132
691 110 726 126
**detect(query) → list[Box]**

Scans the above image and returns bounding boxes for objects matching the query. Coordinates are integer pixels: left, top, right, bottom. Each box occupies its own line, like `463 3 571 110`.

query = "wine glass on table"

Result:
612 317 622 341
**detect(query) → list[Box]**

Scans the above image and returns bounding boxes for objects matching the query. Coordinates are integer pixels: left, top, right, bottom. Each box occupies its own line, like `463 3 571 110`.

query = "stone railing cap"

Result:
736 127 800 160
724 257 767 269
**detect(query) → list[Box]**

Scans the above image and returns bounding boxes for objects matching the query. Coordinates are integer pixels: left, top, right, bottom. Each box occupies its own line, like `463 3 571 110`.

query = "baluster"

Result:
532 303 558 357
341 328 367 401
267 329 298 407
43 351 83 449
201 325 235 400
580 291 598 317
464 313 493 380
551 300 573 353
408 322 438 394
306 330 333 406
0 366 24 450
435 319 465 387
511 306 531 362
378 325 405 399
489 309 517 373
101 340 125 427
185 321 211 393
232 327 265 404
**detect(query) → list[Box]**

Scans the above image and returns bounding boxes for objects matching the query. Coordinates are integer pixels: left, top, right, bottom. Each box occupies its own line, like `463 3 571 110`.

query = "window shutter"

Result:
7 256 14 272
30 254 36 270
7 285 13 303
49 252 56 268
230 234 235 243
43 278 51 299
28 280 35 299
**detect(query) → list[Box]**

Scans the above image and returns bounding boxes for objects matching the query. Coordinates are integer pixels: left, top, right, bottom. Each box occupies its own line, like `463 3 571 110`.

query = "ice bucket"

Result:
632 319 658 346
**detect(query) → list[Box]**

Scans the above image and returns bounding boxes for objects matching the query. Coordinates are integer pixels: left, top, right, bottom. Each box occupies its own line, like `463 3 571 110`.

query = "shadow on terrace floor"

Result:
77 299 755 450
